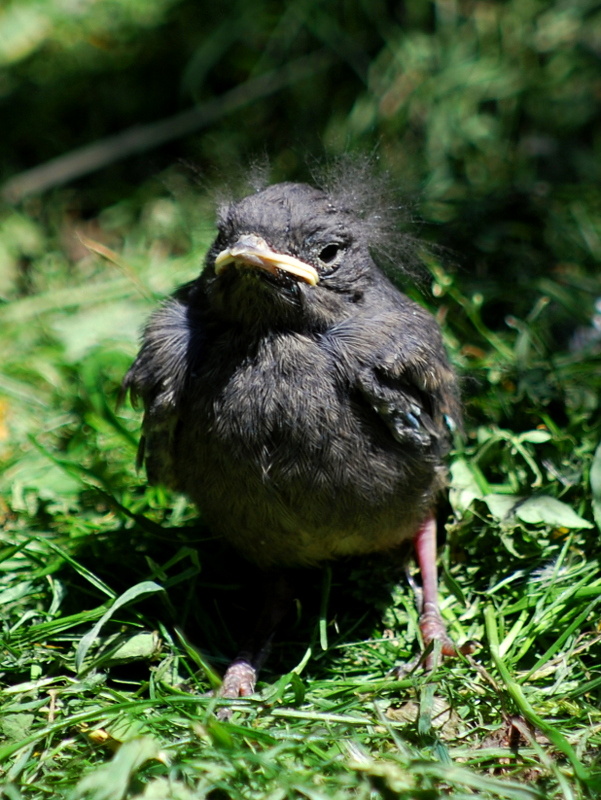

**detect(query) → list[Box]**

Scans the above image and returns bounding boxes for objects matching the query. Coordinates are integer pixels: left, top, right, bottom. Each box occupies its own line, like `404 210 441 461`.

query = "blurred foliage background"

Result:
3 0 601 269
1 1 601 797
2 0 601 299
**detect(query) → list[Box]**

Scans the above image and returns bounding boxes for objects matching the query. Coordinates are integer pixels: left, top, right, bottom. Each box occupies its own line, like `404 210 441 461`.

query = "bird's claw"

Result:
214 657 258 720
219 657 257 698
419 603 476 669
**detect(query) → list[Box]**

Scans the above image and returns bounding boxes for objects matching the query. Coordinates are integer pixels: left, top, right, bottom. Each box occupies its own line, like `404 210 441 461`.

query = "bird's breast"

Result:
170 330 440 567
189 334 351 483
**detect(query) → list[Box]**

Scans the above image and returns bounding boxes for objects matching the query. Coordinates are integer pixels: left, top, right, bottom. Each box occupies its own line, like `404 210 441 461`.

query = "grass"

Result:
1 180 601 800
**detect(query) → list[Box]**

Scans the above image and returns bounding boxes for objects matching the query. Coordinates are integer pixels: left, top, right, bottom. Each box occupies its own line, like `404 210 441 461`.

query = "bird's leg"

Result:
413 513 462 663
219 572 293 700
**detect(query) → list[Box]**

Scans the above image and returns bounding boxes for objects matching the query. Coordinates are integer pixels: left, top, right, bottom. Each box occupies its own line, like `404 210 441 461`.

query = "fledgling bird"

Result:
124 169 467 698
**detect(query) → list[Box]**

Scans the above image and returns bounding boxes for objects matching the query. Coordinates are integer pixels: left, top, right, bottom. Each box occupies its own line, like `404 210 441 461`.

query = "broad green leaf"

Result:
449 458 485 515
517 430 552 444
515 496 594 529
99 631 162 666
483 493 520 521
0 713 35 743
75 581 165 673
483 493 593 530
72 737 166 800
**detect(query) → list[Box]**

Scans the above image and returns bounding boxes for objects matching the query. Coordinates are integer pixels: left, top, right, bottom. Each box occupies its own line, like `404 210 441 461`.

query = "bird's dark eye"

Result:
319 243 342 264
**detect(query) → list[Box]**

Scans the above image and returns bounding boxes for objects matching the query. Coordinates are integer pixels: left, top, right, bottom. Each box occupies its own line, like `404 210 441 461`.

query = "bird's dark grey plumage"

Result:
124 176 465 697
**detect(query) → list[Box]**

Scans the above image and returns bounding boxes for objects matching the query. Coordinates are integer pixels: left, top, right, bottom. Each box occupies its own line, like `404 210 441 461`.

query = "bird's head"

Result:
199 179 400 331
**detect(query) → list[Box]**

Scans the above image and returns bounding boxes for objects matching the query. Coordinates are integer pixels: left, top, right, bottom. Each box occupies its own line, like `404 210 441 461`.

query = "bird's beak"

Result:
214 234 319 286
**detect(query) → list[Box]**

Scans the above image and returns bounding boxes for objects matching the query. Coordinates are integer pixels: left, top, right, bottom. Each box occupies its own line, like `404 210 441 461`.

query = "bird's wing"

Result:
122 293 197 487
356 355 459 454
339 305 460 455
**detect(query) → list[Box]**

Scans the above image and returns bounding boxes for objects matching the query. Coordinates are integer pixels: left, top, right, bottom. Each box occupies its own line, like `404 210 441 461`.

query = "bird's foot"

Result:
420 602 459 657
219 657 257 699
214 657 258 721
213 573 293 719
419 601 475 670
390 613 475 678
411 514 476 671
